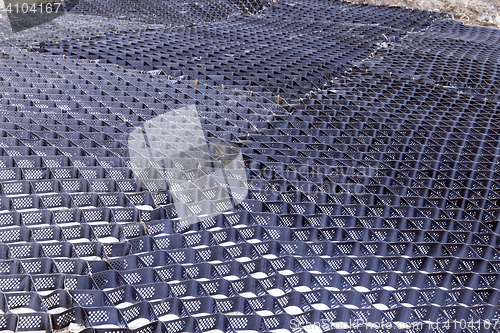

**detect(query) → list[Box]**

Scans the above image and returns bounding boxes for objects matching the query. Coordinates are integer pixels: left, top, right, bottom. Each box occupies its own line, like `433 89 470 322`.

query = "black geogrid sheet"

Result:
0 0 497 332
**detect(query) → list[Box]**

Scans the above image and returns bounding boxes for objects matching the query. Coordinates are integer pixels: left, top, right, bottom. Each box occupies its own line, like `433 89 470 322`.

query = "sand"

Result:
373 303 389 310
159 314 180 321
116 302 134 309
53 323 87 333
284 306 303 315
311 303 330 310
128 318 150 329
268 288 285 296
251 272 268 278
49 307 68 314
256 310 274 316
345 0 500 28
10 307 36 313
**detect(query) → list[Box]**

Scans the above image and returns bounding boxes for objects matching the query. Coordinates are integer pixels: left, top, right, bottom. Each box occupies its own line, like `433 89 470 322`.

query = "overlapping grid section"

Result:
0 0 272 46
356 20 500 101
36 7 444 105
69 0 272 25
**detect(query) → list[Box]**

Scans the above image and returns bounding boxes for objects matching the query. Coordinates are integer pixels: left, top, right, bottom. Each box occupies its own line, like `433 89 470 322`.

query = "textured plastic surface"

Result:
0 0 496 332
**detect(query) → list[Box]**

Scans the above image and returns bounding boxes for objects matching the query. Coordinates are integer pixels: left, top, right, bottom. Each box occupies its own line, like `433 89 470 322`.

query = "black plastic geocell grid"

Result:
35 2 443 105
354 20 500 101
0 0 496 332
68 0 271 25
0 0 272 44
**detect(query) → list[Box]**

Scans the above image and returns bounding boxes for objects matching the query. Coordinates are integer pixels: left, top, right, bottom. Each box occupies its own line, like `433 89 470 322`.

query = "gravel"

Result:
345 0 500 28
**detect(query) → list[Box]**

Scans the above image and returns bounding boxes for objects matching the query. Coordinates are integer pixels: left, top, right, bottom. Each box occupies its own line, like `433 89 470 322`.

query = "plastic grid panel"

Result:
0 0 494 332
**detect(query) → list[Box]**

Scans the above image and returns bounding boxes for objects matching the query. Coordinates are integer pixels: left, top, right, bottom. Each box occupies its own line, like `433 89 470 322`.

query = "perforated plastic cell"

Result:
86 306 129 328
5 291 47 313
51 306 92 332
53 258 90 275
0 314 18 333
120 301 158 329
0 292 9 315
0 274 36 292
16 312 53 333
41 289 78 312
0 259 25 275
70 289 114 308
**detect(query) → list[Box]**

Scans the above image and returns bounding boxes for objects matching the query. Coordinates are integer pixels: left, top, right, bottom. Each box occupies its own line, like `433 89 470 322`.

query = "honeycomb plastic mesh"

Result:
0 0 497 332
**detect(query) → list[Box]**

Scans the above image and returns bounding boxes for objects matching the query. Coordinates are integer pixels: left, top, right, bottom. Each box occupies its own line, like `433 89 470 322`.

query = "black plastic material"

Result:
0 0 495 332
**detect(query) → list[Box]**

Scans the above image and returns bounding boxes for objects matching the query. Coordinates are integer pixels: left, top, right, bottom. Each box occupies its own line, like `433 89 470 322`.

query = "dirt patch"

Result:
345 0 500 28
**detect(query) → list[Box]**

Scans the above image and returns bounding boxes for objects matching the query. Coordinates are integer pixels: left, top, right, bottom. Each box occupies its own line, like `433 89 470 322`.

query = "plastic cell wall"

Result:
0 0 497 332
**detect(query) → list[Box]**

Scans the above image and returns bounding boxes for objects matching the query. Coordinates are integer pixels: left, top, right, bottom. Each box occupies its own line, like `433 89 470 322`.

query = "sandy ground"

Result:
345 0 500 28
